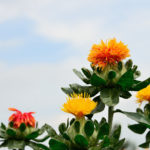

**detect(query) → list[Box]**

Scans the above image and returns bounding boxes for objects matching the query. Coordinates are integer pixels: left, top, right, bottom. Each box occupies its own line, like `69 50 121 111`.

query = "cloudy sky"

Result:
0 0 150 149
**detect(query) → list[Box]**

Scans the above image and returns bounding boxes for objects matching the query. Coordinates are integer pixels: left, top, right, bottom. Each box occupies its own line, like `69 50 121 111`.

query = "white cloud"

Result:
0 39 24 49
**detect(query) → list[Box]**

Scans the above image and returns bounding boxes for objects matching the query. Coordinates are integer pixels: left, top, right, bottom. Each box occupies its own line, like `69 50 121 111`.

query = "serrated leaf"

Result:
44 124 57 137
128 124 147 134
49 139 68 150
118 110 150 125
81 67 92 78
100 88 120 106
84 120 94 137
73 69 90 84
91 73 106 86
61 87 74 96
74 134 88 148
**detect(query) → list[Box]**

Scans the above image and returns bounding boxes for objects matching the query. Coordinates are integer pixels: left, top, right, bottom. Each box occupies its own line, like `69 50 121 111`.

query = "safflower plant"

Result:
0 38 150 150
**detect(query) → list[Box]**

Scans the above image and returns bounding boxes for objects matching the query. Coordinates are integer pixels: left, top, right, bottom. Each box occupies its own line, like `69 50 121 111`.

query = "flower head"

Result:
8 108 36 128
136 85 150 103
88 38 130 69
61 93 97 118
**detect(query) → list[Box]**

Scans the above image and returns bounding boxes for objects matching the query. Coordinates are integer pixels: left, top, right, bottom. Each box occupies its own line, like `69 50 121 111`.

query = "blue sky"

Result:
0 0 150 149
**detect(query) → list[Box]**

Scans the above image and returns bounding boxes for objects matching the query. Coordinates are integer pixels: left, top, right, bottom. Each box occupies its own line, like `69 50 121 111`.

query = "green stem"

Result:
108 106 114 137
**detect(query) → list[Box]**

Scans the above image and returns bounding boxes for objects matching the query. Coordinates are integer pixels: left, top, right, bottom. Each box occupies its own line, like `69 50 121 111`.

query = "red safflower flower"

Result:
8 108 36 129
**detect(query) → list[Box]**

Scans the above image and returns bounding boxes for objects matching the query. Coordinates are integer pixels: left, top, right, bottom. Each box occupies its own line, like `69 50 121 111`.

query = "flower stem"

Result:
108 106 114 137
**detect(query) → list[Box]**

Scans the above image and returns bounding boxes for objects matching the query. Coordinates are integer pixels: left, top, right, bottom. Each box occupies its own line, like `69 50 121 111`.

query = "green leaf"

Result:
91 96 105 114
118 61 123 71
130 78 150 91
125 59 133 70
134 70 141 79
111 125 121 142
128 124 147 134
69 84 99 97
94 120 99 130
114 138 125 150
33 135 50 142
26 130 39 139
1 123 6 130
81 67 92 78
70 118 75 125
74 134 88 148
97 122 109 139
117 69 134 90
146 131 150 142
108 71 116 80
19 123 26 132
74 121 80 133
139 141 150 148
28 141 49 150
44 124 57 137
61 87 74 96
84 120 94 137
49 139 68 150
99 117 107 126
6 128 16 137
73 69 90 84
59 123 67 135
91 73 106 86
101 136 110 148
100 88 120 106
63 133 70 141
9 121 14 127
0 140 25 149
118 110 150 125
119 90 132 99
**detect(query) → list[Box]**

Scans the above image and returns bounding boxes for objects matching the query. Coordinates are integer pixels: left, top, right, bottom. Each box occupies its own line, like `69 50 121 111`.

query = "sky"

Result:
0 0 150 149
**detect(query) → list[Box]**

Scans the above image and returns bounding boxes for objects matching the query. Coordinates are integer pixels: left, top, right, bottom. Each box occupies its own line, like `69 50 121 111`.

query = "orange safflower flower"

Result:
88 38 130 69
61 93 97 118
8 108 36 128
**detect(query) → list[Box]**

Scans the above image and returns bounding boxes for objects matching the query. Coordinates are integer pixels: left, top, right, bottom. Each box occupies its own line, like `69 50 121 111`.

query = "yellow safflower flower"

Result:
61 93 97 118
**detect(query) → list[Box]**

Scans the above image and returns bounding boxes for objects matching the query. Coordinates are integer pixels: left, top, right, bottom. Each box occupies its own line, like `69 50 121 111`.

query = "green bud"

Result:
67 117 98 147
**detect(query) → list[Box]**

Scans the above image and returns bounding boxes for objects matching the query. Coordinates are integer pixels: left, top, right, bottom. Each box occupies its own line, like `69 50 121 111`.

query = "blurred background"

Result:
0 0 150 149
